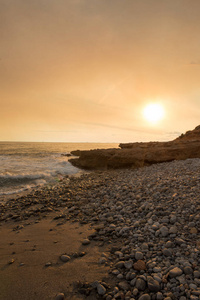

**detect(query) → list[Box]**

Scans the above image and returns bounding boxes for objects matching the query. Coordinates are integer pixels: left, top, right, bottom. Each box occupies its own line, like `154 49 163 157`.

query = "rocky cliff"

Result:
69 125 200 170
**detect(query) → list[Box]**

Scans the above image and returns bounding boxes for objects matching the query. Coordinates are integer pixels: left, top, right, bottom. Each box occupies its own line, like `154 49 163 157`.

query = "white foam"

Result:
0 155 80 196
0 142 117 200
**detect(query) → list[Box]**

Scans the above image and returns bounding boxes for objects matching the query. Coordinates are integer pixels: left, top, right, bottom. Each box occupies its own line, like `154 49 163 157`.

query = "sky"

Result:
1 0 200 142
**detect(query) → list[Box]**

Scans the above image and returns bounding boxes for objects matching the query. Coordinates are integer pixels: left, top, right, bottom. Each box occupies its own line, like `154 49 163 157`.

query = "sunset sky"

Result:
1 0 200 142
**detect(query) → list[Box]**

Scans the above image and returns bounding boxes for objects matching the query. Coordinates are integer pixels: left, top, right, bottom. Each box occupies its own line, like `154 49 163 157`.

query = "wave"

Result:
0 173 50 187
0 179 47 196
0 152 70 158
0 150 82 199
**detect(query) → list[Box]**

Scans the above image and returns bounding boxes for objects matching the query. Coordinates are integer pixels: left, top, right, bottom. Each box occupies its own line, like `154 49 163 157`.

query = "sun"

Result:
143 103 165 124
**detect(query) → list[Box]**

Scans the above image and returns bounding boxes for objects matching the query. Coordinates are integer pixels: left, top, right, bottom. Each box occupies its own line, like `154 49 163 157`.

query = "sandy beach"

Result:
0 176 115 300
1 159 200 300
0 219 112 300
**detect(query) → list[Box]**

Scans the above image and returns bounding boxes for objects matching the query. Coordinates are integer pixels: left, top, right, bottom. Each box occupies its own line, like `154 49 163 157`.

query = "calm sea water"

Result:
0 142 118 199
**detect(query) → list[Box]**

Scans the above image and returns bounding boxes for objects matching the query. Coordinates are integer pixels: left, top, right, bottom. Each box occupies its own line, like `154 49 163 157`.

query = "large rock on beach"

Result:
69 125 200 169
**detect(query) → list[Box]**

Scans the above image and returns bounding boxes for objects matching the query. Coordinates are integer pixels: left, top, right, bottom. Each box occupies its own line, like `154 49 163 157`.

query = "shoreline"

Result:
1 159 200 299
0 170 87 204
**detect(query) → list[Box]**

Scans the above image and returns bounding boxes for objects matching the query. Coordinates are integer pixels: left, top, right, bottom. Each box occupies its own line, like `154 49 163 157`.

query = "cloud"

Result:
82 121 163 135
190 60 200 65
166 131 181 139
33 130 76 133
167 131 182 135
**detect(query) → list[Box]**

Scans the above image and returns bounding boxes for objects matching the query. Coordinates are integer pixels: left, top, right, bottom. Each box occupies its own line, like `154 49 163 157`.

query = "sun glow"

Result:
143 103 165 124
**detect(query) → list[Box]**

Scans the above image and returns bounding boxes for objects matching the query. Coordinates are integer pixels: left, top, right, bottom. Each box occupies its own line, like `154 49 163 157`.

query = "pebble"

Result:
169 267 183 278
133 260 146 271
135 278 146 291
115 261 125 268
169 226 177 234
183 266 193 274
135 251 144 260
194 271 200 278
138 294 151 300
118 281 130 291
124 259 133 269
160 226 169 237
147 276 160 292
97 283 106 295
60 255 70 262
55 293 65 300
82 239 90 245
99 257 107 264
165 241 173 248
132 288 138 296
190 227 198 234
162 248 172 256
8 259 15 264
156 292 164 300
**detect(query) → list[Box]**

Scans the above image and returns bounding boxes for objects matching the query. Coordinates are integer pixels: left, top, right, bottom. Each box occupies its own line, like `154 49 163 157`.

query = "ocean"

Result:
0 142 118 201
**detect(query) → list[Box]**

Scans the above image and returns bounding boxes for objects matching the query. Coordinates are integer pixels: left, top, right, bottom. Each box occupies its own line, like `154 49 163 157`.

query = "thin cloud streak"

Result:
82 121 164 135
190 60 200 65
33 130 76 133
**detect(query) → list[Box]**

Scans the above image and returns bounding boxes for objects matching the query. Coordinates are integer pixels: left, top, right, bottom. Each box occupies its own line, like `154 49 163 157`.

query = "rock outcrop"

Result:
69 125 200 170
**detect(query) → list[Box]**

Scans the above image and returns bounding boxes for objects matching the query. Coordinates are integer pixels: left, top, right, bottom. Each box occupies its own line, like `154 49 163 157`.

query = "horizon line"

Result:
0 140 121 143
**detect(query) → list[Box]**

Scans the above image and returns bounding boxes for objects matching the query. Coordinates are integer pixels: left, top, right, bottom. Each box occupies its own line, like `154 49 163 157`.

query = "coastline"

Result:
0 141 118 202
0 171 87 204
69 125 200 170
1 159 200 299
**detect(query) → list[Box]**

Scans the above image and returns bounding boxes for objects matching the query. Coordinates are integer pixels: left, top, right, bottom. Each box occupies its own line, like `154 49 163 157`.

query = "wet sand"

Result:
0 217 111 300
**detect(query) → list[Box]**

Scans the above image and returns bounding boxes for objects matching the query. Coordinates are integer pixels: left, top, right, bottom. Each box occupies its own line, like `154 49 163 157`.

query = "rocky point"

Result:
69 125 200 170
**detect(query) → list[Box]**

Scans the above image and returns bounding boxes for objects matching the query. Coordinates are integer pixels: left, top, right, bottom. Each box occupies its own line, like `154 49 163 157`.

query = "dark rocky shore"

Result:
1 158 200 299
69 125 200 170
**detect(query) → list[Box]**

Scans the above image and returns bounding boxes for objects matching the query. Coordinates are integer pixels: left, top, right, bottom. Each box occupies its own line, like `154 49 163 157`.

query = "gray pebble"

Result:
194 270 200 278
147 276 160 292
118 281 129 291
60 255 70 262
135 251 144 260
97 283 106 295
183 266 193 274
162 248 172 256
124 259 133 269
135 278 146 291
160 226 169 237
156 292 164 300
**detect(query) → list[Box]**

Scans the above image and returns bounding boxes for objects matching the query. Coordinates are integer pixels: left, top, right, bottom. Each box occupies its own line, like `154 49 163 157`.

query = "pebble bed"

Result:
1 158 200 300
